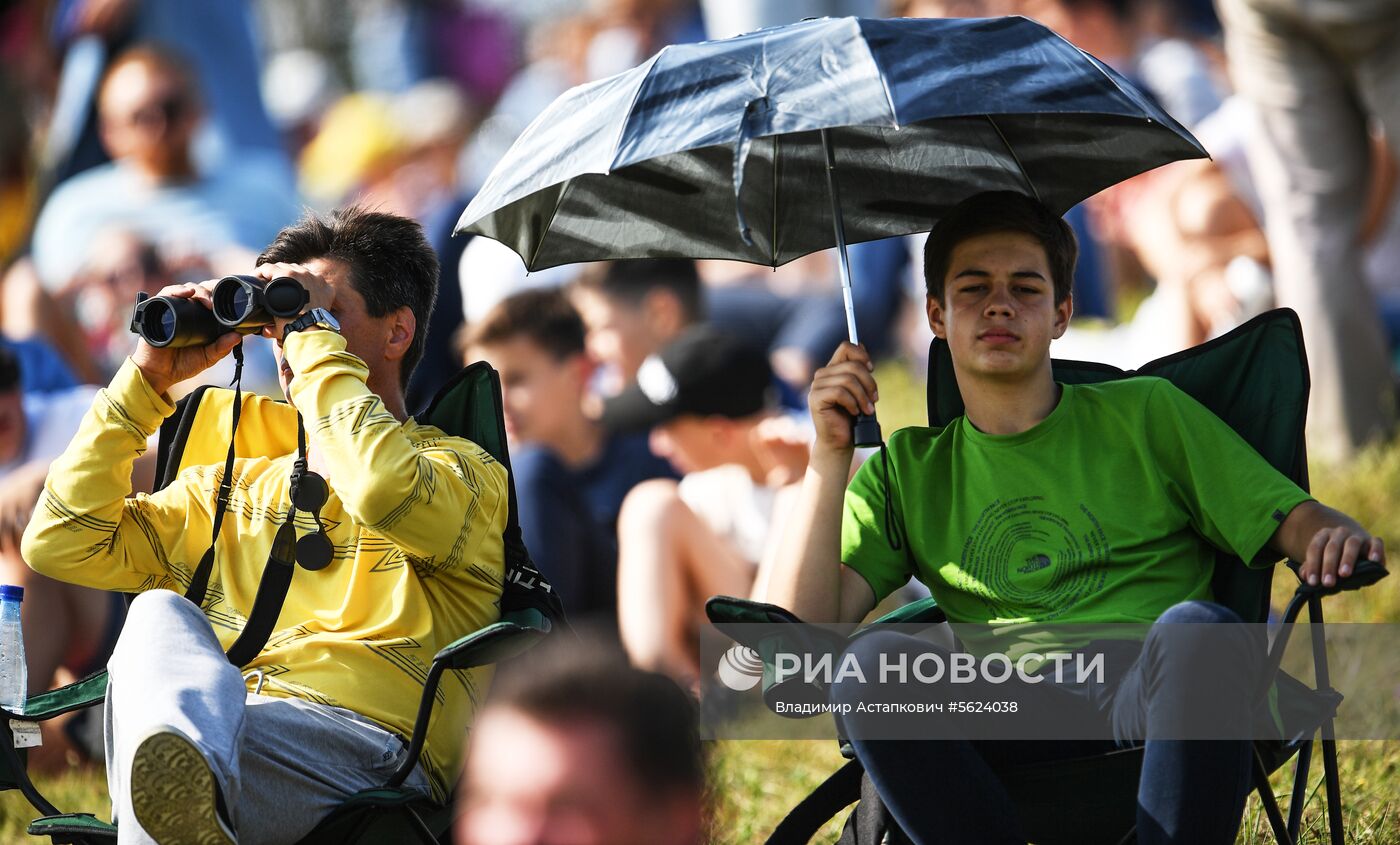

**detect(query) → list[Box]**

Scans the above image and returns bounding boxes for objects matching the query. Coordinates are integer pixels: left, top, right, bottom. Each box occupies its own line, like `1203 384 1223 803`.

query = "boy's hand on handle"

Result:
809 342 878 455
131 282 242 396
1298 526 1385 588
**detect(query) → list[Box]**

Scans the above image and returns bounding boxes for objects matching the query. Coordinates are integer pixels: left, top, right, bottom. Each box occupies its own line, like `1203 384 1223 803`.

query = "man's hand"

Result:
1275 500 1387 588
808 343 878 456
254 262 335 340
131 282 243 396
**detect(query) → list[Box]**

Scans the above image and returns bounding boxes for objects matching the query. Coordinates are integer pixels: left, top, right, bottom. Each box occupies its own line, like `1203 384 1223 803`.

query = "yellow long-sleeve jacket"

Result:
22 330 508 798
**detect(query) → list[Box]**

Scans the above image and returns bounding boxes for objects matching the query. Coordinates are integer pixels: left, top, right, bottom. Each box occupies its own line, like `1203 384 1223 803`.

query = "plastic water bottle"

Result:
0 585 26 714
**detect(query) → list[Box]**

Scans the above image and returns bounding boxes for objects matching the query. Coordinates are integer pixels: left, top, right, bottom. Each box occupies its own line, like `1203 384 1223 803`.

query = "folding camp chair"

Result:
708 308 1389 845
0 360 563 844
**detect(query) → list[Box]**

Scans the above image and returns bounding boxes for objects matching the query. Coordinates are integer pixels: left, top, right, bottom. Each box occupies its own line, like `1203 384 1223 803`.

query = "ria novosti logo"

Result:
715 644 764 691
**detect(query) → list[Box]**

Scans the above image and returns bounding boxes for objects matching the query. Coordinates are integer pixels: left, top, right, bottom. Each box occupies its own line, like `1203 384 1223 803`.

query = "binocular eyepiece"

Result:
130 275 311 348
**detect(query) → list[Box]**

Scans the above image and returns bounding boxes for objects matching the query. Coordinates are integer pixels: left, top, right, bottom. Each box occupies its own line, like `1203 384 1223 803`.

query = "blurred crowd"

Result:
0 0 1396 839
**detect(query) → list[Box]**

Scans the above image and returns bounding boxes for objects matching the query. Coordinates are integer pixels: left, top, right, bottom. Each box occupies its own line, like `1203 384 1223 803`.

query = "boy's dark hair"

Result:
489 650 703 796
464 287 586 361
574 259 703 325
258 207 439 389
923 191 1078 305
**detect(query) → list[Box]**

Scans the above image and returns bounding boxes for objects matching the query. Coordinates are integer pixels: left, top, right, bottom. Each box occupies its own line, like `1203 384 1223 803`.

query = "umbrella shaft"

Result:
821 129 860 347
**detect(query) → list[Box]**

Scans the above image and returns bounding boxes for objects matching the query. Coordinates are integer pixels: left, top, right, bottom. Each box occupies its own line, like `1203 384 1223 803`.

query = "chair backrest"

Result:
925 308 1310 624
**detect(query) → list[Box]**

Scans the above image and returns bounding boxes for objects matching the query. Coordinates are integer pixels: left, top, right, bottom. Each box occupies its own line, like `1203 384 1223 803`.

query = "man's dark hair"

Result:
574 259 703 325
258 207 439 389
923 191 1078 305
464 287 586 361
489 649 704 796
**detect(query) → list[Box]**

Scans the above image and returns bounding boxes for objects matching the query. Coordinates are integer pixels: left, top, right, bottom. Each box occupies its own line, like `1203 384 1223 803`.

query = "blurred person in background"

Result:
603 327 808 687
28 43 299 293
464 288 674 630
456 645 705 845
44 0 290 186
0 346 117 768
570 259 703 398
1219 0 1400 463
298 76 481 410
51 227 284 396
0 70 35 266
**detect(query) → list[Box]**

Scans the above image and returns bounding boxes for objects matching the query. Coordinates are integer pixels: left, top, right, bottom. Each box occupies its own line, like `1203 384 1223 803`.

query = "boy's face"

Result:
926 231 1071 383
571 287 665 389
648 416 730 475
472 337 590 446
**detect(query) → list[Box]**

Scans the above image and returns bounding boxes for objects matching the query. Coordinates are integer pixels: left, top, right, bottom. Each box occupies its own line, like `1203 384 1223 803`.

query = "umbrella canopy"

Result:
456 15 1207 272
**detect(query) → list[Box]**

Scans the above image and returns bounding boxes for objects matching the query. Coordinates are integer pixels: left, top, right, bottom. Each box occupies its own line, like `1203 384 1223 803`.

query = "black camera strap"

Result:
184 343 245 609
177 344 332 668
225 416 332 667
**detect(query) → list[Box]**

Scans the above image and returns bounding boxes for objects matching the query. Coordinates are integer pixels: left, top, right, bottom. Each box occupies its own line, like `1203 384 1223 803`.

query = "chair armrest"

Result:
865 596 945 626
433 608 551 671
705 595 805 626
1288 558 1388 601
386 609 552 789
1 671 108 723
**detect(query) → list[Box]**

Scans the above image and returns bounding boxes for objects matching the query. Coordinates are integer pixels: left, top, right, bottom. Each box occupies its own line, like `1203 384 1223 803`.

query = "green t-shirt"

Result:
842 377 1312 639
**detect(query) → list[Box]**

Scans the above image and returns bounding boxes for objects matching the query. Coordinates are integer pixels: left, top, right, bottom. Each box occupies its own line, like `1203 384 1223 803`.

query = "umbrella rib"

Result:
770 133 779 267
526 181 570 270
984 115 1041 203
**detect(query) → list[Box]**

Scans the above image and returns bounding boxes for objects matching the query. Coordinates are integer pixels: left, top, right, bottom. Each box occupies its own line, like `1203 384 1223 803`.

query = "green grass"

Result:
3 363 1397 843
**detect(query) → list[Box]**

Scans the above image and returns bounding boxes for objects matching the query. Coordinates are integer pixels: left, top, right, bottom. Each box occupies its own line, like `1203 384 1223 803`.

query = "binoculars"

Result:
129 275 310 348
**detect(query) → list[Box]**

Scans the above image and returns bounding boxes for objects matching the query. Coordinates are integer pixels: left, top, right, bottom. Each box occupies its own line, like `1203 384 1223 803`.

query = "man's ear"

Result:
926 295 947 339
1052 292 1073 340
384 305 416 362
568 351 596 388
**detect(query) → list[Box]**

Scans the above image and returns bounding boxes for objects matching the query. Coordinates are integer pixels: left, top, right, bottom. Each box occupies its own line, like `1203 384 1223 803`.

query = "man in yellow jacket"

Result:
23 207 508 844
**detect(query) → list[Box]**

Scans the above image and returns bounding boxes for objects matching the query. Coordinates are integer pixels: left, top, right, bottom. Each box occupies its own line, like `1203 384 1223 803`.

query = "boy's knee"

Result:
1157 600 1241 625
1146 601 1262 692
618 478 685 534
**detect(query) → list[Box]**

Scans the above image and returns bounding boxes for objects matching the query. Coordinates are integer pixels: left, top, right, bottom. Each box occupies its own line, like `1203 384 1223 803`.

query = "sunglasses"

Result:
120 93 188 130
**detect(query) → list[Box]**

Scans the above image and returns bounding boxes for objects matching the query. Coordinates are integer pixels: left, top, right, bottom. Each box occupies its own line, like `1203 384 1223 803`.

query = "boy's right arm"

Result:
765 343 878 624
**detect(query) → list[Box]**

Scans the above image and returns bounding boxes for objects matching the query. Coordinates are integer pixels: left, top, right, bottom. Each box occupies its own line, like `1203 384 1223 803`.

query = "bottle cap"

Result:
0 585 23 602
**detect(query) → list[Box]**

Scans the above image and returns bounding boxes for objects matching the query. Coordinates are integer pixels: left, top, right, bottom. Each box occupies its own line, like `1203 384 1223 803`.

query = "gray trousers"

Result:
105 590 430 845
1219 0 1400 463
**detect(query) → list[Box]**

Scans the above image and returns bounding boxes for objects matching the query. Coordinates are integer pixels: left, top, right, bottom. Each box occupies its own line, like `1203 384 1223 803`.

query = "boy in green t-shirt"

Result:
767 191 1386 844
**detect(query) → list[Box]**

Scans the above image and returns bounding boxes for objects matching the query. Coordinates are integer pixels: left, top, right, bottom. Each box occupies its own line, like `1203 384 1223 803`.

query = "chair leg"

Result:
0 735 60 818
1253 750 1295 845
1287 739 1311 842
1307 596 1345 845
404 806 439 845
1320 735 1344 845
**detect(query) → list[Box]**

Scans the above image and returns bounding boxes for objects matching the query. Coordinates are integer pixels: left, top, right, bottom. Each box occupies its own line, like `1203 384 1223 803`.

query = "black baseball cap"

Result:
601 327 773 432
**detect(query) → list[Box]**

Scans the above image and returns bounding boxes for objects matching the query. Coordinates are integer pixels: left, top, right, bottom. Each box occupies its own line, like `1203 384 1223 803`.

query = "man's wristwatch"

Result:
282 307 341 341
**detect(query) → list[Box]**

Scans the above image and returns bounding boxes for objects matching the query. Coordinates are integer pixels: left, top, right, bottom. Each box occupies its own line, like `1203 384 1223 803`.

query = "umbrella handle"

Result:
853 414 882 448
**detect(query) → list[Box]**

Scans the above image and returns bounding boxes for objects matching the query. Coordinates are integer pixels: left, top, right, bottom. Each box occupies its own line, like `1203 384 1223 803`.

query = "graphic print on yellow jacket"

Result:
22 329 509 799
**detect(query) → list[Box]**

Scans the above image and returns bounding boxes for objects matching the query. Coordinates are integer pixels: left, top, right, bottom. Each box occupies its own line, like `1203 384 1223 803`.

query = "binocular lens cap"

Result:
293 472 329 512
296 532 334 571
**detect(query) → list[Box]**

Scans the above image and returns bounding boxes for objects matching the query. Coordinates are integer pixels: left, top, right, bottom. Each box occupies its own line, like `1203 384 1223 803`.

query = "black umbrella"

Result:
458 15 1206 443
